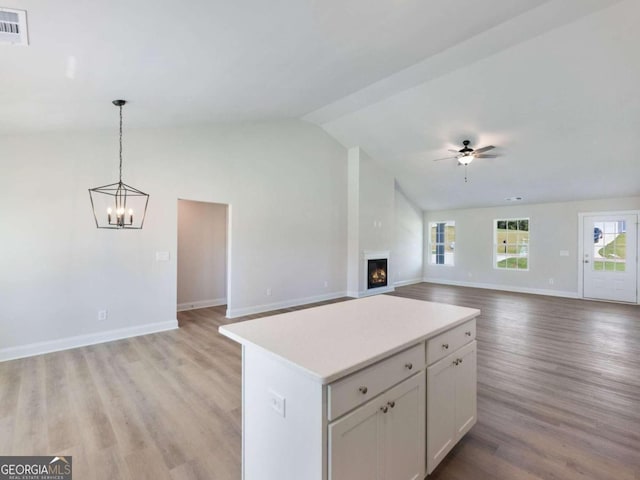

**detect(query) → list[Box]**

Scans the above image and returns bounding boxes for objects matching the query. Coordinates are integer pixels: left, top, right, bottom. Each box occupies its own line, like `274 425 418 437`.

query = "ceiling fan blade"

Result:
432 156 458 162
473 145 495 154
474 154 498 158
448 149 460 153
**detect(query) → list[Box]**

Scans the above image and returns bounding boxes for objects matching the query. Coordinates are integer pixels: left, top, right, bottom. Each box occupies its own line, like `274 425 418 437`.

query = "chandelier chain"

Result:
118 103 123 183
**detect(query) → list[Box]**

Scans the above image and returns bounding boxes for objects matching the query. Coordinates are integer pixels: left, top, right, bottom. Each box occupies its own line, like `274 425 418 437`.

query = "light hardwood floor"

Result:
1 283 638 479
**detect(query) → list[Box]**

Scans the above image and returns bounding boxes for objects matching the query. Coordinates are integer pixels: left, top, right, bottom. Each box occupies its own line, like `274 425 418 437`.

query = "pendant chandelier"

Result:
89 100 149 229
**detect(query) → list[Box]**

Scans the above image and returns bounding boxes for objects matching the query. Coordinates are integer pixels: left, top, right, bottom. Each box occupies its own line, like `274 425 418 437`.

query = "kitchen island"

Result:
219 294 480 480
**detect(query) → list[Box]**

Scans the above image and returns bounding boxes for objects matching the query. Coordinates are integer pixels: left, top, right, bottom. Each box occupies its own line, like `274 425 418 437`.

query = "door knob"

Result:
584 260 589 263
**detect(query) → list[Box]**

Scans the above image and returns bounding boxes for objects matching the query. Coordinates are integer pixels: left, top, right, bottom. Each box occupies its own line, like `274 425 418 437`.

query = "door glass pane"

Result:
592 221 626 272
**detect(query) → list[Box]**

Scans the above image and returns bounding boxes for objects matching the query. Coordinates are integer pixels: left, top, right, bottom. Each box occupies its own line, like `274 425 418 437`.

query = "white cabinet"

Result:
426 341 477 474
383 371 426 480
330 371 425 480
219 296 481 480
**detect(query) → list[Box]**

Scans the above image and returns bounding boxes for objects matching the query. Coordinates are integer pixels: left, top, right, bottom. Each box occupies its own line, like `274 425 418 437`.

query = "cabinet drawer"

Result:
328 343 425 421
426 319 475 365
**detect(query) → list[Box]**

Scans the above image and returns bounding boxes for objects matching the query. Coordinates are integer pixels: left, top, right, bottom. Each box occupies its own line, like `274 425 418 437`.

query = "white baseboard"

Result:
422 277 579 299
0 320 179 363
393 278 423 287
226 291 348 318
177 297 226 312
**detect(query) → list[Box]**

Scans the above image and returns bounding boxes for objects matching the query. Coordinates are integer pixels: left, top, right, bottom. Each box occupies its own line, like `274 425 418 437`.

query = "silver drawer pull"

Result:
465 331 472 336
387 401 395 409
358 386 368 395
442 343 449 349
380 405 388 413
405 362 413 370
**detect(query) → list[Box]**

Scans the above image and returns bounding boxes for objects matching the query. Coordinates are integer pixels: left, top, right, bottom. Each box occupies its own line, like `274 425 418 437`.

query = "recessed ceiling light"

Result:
505 196 523 201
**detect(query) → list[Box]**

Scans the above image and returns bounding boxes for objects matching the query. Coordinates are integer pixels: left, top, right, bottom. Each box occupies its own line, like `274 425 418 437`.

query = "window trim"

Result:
428 220 455 267
493 217 530 271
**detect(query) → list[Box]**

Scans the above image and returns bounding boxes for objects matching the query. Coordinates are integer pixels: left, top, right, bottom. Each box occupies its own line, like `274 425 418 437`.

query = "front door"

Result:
583 214 638 303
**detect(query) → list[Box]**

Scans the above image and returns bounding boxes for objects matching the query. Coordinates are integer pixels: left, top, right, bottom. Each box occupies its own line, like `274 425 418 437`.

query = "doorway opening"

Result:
177 199 230 315
579 211 638 303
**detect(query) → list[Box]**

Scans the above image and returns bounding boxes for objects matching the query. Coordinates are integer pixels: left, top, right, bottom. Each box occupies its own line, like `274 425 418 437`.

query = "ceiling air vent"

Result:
0 8 28 46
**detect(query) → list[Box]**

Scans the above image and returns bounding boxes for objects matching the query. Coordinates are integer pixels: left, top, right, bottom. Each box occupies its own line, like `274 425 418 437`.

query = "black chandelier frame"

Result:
89 100 149 229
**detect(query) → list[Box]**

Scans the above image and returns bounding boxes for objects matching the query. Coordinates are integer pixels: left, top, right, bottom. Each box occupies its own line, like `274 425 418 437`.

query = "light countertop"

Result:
219 295 480 384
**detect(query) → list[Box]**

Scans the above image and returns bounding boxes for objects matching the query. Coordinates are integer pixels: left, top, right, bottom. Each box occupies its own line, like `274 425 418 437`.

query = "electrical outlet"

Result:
323 281 328 288
268 389 286 417
549 278 555 285
266 288 272 296
98 310 107 321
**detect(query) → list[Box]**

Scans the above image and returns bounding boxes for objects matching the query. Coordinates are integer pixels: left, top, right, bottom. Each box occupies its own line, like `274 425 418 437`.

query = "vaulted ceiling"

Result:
2 0 638 210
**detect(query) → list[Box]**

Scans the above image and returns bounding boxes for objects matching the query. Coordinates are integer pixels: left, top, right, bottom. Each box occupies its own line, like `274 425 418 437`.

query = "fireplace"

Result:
367 258 388 289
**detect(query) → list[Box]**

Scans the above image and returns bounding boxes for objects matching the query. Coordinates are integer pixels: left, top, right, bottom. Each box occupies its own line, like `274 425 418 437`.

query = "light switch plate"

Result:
560 250 569 257
155 251 170 262
268 389 286 417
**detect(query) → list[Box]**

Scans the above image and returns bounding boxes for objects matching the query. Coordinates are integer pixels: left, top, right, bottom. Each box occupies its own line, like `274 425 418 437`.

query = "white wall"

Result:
0 120 348 359
423 196 640 297
394 185 423 286
177 200 227 310
346 148 396 295
346 148 361 295
358 149 395 257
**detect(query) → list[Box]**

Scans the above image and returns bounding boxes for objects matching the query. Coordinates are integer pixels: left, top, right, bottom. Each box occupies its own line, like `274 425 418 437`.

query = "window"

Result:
494 218 529 270
429 221 455 265
592 220 627 272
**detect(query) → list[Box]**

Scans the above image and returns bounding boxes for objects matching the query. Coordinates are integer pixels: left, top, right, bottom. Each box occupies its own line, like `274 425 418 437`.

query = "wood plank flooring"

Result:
1 283 638 479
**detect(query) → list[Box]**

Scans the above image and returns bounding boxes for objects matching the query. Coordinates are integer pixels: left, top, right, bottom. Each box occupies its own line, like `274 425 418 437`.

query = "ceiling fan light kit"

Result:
432 139 498 182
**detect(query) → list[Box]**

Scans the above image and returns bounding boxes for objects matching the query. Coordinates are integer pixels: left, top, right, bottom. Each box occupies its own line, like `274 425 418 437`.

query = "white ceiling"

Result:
311 0 640 210
2 0 638 210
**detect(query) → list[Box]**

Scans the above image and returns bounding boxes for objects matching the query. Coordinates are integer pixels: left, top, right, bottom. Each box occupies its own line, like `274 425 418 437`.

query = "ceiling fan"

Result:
432 140 498 182
433 140 497 165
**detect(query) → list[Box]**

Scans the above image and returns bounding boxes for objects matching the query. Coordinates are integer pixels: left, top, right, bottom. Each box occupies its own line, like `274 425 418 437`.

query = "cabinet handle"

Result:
465 331 472 336
442 343 449 350
380 405 388 413
405 362 413 370
458 358 463 364
453 359 459 366
387 401 395 409
358 386 368 395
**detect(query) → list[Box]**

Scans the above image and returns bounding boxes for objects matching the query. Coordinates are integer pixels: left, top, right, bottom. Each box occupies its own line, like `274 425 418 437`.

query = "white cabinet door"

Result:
426 354 456 474
329 394 384 480
383 371 425 480
329 372 426 480
454 342 477 438
426 341 477 475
